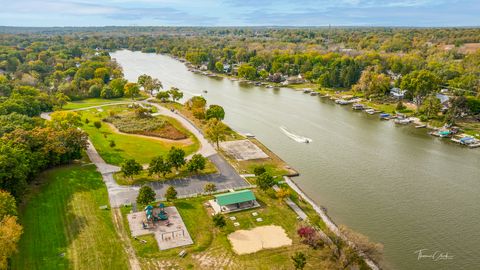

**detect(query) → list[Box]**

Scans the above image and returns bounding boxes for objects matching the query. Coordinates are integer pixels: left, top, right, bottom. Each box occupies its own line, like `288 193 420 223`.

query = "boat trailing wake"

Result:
280 126 312 143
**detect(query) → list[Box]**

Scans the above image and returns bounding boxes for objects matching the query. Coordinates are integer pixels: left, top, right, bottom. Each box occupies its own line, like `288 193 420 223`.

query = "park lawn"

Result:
114 160 218 185
121 190 332 269
12 164 128 270
80 105 199 165
63 97 135 110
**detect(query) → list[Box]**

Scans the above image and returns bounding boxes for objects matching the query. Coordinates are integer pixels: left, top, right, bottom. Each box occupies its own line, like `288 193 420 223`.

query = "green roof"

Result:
215 190 256 206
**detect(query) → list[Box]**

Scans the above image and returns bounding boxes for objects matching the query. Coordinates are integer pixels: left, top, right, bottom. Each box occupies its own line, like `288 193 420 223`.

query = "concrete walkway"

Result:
273 185 307 220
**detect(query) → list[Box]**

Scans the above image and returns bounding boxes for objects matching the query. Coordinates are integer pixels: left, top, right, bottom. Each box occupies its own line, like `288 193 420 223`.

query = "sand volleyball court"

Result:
227 225 292 254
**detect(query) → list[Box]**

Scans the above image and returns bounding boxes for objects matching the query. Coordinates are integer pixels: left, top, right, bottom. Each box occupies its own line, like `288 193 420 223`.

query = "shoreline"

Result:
175 55 479 149
283 175 380 270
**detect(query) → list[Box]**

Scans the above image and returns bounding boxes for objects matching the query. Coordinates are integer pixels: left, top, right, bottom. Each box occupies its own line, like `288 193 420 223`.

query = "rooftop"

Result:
215 190 256 206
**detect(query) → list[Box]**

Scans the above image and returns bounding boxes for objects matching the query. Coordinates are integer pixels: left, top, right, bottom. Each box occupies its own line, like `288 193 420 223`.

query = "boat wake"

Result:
280 126 312 143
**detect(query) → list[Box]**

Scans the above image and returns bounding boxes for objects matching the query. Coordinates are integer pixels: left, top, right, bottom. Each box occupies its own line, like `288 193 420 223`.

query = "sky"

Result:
0 0 479 27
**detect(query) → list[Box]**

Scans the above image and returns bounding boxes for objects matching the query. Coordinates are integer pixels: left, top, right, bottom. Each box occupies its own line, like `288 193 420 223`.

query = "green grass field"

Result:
122 190 333 269
12 164 128 270
80 105 199 165
63 97 135 110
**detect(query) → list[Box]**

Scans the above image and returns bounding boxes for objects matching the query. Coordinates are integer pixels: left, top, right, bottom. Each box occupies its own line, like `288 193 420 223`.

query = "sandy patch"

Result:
227 225 292 254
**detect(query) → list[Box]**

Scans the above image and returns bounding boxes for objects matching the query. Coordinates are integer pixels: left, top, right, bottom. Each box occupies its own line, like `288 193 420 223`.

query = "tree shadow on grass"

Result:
174 201 195 210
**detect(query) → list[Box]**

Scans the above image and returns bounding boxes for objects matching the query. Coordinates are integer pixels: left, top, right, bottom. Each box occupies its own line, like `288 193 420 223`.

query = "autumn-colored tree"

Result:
0 190 22 269
275 187 291 201
49 111 82 129
124 82 140 101
204 118 228 149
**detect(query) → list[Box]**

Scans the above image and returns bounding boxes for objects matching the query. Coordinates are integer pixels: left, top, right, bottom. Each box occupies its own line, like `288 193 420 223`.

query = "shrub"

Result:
297 226 324 249
204 183 217 193
93 121 102 129
165 186 177 201
109 140 116 148
253 166 266 176
291 252 307 270
212 214 226 228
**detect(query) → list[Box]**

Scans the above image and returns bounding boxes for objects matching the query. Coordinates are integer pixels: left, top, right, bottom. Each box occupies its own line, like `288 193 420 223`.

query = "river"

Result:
111 50 480 270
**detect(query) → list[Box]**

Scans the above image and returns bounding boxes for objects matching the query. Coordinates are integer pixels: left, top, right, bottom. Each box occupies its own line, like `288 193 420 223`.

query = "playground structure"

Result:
127 205 193 250
143 203 169 229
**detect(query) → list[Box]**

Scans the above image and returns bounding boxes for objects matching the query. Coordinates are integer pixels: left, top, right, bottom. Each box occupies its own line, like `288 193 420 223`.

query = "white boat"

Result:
280 126 312 143
335 99 349 105
352 103 365 110
365 108 376 114
394 118 413 124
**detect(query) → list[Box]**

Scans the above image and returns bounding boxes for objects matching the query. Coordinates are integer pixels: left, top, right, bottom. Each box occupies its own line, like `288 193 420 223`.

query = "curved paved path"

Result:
43 101 249 207
144 99 216 157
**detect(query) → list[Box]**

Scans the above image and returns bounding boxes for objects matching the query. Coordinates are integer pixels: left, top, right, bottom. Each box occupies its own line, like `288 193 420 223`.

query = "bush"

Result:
291 252 307 270
253 166 266 176
297 226 324 249
165 186 177 201
212 214 226 228
109 140 116 148
93 121 102 129
204 183 217 193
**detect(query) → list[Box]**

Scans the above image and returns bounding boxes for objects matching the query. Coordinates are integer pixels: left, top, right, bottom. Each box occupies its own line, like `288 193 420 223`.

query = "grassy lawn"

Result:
12 164 128 270
79 105 199 165
121 190 333 269
457 120 480 138
114 160 218 185
63 97 136 110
